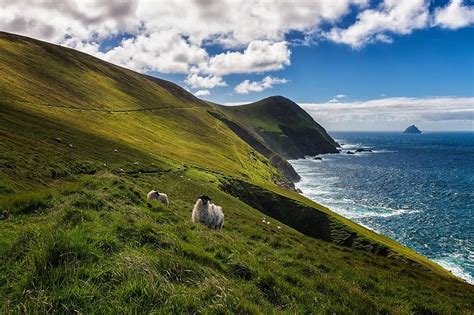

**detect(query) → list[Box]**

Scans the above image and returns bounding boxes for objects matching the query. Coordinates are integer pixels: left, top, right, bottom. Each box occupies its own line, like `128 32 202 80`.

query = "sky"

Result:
1 0 473 131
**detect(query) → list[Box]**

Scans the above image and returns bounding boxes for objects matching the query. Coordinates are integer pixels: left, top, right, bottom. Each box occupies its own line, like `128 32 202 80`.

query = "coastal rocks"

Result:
313 157 322 160
355 148 372 153
404 125 422 134
275 179 298 192
346 148 372 155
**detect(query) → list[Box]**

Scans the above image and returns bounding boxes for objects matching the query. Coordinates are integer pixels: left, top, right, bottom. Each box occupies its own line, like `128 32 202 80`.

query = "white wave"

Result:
334 140 397 155
296 185 420 219
334 139 362 149
329 204 419 219
293 162 417 219
433 257 474 284
340 143 369 150
372 149 396 153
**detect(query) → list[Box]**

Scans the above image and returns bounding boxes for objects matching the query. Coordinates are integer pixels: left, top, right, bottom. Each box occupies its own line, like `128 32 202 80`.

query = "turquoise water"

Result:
290 132 474 284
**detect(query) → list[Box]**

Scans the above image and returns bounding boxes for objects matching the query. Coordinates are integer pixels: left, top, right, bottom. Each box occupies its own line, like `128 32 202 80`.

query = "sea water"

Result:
289 132 473 284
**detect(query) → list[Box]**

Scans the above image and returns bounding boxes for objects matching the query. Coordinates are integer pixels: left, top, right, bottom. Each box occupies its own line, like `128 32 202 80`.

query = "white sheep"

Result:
192 195 224 230
147 190 169 206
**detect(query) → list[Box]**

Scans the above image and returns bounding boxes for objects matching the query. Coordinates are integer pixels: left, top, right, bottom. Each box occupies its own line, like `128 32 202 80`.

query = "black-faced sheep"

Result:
147 190 169 206
0 210 9 220
192 195 224 230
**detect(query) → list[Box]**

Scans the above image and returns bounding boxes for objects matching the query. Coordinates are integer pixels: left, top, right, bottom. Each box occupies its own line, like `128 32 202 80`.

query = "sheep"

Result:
147 190 169 206
192 195 224 230
0 210 9 220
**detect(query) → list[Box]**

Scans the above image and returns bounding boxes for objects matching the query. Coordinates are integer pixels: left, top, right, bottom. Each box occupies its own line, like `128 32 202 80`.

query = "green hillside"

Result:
219 96 339 159
0 32 472 313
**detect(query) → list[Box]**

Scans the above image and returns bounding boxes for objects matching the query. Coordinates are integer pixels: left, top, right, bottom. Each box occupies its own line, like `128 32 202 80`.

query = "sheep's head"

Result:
199 195 211 205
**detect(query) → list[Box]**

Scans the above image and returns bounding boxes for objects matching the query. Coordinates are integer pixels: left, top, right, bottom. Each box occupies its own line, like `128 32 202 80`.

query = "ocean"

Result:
289 132 474 284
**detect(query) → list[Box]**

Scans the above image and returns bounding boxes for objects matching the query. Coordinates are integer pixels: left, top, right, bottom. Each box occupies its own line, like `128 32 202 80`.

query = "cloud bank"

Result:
1 0 473 94
194 89 211 97
300 96 474 131
434 0 474 29
235 76 288 94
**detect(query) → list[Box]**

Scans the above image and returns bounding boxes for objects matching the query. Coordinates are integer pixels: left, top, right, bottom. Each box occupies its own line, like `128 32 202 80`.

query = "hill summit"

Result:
220 96 339 159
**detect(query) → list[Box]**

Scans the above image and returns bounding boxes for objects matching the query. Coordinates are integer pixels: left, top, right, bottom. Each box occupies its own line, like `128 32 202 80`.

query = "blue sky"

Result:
179 26 473 104
1 0 473 130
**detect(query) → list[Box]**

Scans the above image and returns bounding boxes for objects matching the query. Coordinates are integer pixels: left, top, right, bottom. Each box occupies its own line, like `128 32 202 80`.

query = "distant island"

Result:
404 125 422 134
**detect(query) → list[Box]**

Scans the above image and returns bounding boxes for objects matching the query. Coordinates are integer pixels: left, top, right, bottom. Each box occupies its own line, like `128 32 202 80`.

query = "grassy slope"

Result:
0 32 472 313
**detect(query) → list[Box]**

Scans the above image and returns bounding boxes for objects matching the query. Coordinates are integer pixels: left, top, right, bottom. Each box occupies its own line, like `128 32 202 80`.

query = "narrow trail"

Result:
10 100 206 113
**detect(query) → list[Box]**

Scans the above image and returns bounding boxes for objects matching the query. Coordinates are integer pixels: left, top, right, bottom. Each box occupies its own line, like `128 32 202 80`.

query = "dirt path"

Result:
11 100 206 113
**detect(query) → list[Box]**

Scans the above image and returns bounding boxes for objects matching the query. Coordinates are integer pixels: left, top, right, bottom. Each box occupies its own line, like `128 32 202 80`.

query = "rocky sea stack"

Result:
404 125 422 134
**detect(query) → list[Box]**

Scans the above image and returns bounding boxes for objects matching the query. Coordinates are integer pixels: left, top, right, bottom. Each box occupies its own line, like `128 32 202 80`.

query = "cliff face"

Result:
219 96 339 159
207 110 301 184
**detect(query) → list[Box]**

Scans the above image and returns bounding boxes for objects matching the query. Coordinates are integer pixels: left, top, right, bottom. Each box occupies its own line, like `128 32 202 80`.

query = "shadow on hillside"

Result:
220 178 392 257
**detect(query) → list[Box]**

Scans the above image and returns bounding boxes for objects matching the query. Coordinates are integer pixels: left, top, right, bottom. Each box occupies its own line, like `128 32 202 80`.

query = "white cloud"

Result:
1 0 473 83
134 0 369 48
434 0 474 29
223 101 252 106
328 94 348 103
194 89 211 97
300 97 474 125
0 0 365 75
92 30 209 73
204 40 291 76
326 0 430 48
0 0 369 79
235 76 288 94
185 73 226 89
0 0 140 43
